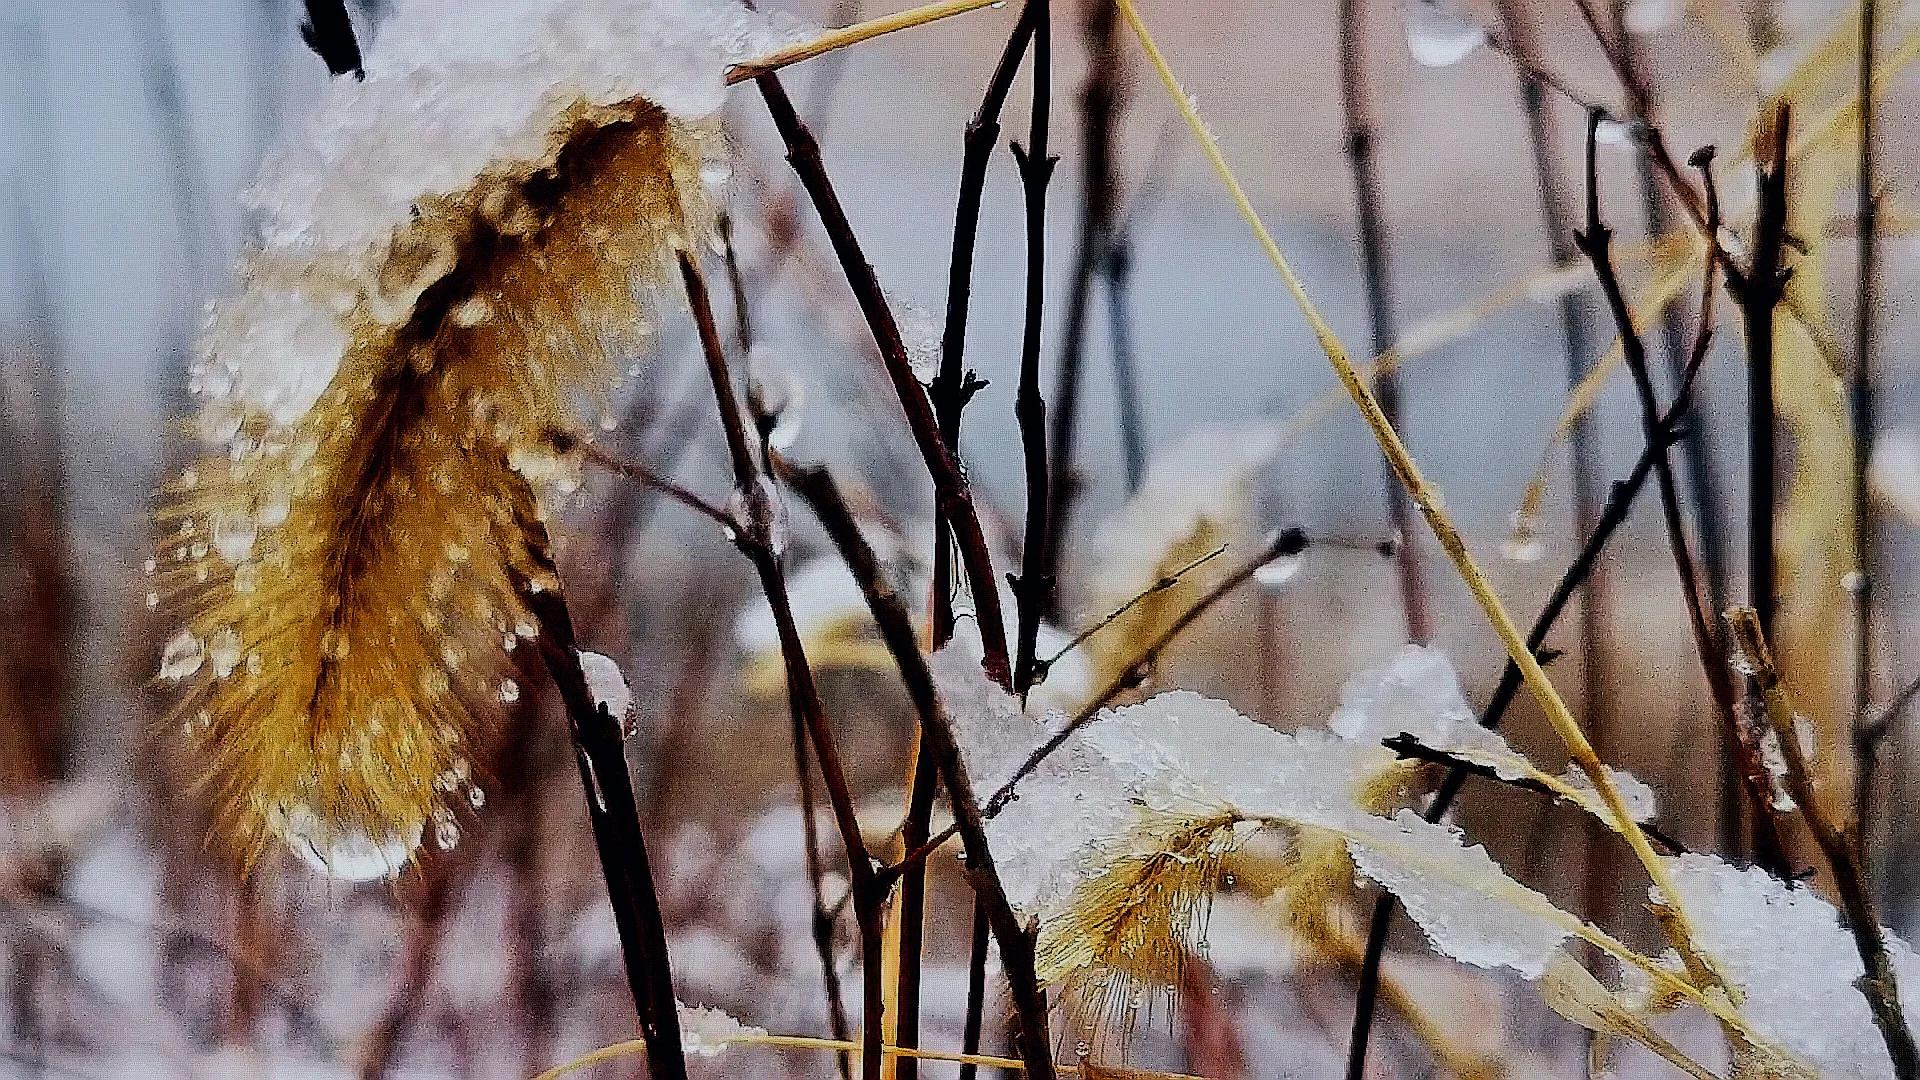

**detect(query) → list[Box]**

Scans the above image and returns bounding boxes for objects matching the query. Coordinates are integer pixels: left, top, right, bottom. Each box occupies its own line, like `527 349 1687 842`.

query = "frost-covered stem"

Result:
989 528 1307 818
1040 0 1125 594
1336 0 1431 646
930 2 1037 644
680 250 889 1080
1727 608 1920 1078
1743 106 1792 646
754 73 1013 686
1011 0 1057 698
1115 0 1726 991
786 465 1060 1080
510 515 686 1080
1851 0 1887 833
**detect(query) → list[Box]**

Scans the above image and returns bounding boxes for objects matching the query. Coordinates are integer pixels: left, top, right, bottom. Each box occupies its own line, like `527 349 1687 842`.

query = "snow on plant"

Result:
936 642 1916 1074
152 0 808 869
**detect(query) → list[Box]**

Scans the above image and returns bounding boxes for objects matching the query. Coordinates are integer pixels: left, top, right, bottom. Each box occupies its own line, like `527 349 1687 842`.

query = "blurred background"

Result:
3 0 1920 1075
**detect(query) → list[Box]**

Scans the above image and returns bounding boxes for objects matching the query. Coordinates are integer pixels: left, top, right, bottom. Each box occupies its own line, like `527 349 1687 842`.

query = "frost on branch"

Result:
1662 853 1920 1078
159 0 809 870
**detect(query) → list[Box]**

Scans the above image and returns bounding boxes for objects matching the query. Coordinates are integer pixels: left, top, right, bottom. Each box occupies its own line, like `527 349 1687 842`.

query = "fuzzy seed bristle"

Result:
158 101 713 869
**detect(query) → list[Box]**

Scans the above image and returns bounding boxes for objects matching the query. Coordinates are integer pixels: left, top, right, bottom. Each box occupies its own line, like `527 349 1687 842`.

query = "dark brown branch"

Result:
1744 105 1793 645
510 511 686 1080
785 463 1060 1080
931 3 1038 645
1728 608 1920 1079
753 73 1013 686
1010 0 1058 699
1337 0 1432 647
1380 735 1689 855
1040 0 1126 602
679 249 888 1080
1575 119 1790 869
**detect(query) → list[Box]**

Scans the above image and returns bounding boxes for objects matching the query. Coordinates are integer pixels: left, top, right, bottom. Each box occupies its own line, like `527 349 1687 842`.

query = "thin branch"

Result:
1574 119 1791 870
1336 0 1432 646
1010 0 1058 698
1040 0 1126 598
679 249 888 1080
1728 608 1920 1078
725 0 1007 84
785 464 1060 1080
577 442 736 533
509 509 687 1080
1036 544 1227 678
929 2 1036 645
1744 105 1793 645
753 72 1013 686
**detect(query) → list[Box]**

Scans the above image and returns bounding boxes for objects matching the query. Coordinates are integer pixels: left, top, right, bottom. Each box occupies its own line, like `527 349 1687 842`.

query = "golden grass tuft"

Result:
154 101 712 866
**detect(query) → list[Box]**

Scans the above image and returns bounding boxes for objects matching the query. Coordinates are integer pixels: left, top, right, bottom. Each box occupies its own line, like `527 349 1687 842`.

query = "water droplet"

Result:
433 815 462 851
245 652 264 676
499 677 521 703
1843 570 1866 594
271 803 420 882
726 476 791 556
213 514 258 564
1624 0 1681 33
1254 553 1304 589
1402 0 1485 67
142 558 157 575
467 786 487 810
145 591 161 611
209 628 244 679
159 630 204 681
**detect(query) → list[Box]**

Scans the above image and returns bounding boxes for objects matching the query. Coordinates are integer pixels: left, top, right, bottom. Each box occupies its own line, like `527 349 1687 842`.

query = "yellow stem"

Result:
1109 0 1723 994
533 1031 1210 1080
726 0 1007 84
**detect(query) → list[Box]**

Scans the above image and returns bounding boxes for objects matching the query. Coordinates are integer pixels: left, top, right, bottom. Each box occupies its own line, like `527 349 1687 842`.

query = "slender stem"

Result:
786 464 1060 1080
1104 236 1148 492
1852 0 1886 833
930 4 1037 645
680 250 889 1080
1745 106 1792 646
956 900 992 1080
1010 0 1057 698
754 73 1013 686
1336 0 1431 646
1728 608 1920 1078
1576 120 1794 869
1040 0 1125 597
510 509 687 1080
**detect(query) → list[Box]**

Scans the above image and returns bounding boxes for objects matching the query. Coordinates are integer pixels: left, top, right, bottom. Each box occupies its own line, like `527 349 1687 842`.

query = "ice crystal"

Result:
677 1001 767 1056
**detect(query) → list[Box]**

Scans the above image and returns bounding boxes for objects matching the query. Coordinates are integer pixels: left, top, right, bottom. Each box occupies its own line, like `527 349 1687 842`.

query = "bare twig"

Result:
510 508 687 1080
1336 0 1432 648
753 72 1012 685
1744 105 1793 644
679 249 889 1080
786 464 1060 1080
1010 0 1058 699
1728 608 1920 1078
1575 119 1791 871
1036 544 1227 678
1040 0 1126 595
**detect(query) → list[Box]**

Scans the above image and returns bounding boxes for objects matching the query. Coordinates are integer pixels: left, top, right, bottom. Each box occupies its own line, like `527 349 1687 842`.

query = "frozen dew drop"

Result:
146 591 161 611
1254 552 1305 590
159 630 205 681
1624 0 1682 33
273 803 420 882
142 558 157 575
725 476 791 557
467 786 486 810
499 677 521 704
213 513 259 564
1501 535 1545 563
1402 0 1486 67
577 649 633 730
433 811 462 851
1842 570 1866 595
208 628 244 679
514 618 537 640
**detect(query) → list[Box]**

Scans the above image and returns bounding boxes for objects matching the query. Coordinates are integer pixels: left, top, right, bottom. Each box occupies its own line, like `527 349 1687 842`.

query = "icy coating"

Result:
1663 853 1920 1078
938 646 1573 977
199 0 814 425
